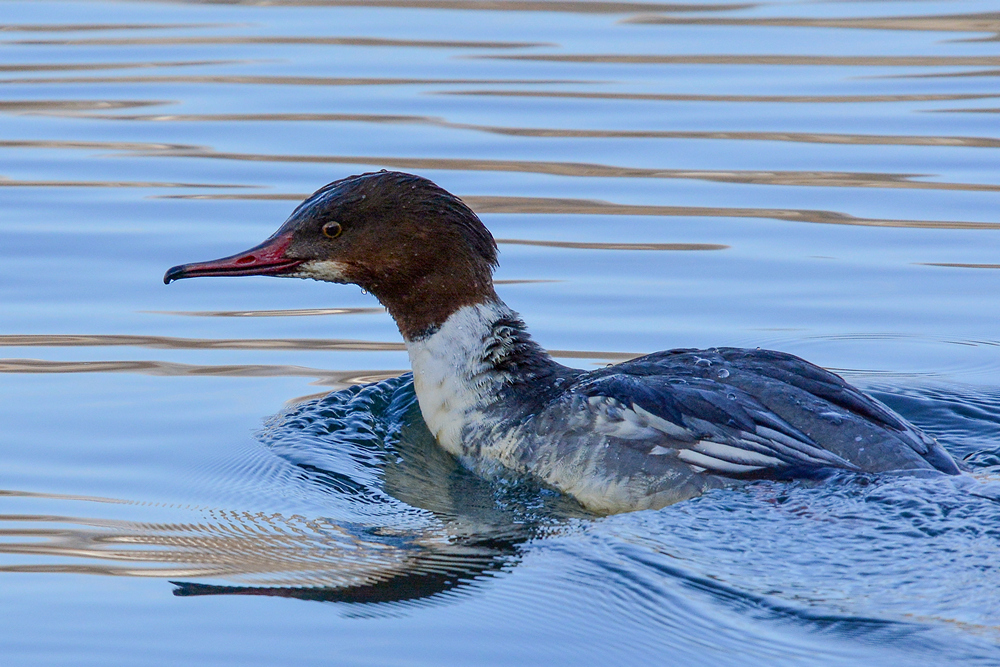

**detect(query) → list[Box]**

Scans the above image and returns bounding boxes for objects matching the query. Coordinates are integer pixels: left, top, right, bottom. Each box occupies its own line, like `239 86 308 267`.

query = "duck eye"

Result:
321 221 343 239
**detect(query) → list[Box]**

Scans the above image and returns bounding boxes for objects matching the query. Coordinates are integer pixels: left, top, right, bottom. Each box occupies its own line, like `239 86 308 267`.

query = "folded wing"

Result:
567 347 959 478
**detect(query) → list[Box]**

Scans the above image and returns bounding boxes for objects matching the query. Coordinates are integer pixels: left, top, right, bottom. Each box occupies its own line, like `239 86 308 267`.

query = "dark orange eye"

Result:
322 221 343 239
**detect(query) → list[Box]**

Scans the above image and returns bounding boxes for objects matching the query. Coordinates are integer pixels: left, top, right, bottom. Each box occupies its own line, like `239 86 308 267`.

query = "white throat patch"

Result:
291 259 350 282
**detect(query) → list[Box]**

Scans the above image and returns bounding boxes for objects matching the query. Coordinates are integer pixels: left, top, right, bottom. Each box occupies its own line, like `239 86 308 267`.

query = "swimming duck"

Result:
165 170 961 514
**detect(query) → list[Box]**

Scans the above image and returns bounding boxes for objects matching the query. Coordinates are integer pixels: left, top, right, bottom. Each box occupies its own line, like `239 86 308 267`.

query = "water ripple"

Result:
442 90 999 104
153 192 1000 229
0 60 245 73
145 307 386 317
3 370 1000 659
0 22 234 33
43 109 1000 149
0 74 591 86
150 1 754 14
623 12 1000 40
11 36 552 49
475 54 1000 67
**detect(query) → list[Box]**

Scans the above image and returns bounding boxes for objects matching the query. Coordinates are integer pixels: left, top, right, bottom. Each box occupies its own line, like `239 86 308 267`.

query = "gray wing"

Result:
569 347 960 478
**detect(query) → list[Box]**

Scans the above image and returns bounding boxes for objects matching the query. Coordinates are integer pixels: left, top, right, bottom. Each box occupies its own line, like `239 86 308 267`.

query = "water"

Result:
2 1 1000 664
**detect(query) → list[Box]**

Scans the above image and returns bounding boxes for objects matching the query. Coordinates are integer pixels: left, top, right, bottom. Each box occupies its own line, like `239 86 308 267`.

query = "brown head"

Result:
164 171 499 340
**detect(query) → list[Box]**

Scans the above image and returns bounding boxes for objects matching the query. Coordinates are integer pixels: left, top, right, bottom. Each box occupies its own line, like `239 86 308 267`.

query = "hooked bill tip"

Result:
163 265 186 284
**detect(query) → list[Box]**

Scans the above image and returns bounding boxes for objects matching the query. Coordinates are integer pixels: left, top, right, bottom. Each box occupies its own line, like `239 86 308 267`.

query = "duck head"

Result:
164 171 499 340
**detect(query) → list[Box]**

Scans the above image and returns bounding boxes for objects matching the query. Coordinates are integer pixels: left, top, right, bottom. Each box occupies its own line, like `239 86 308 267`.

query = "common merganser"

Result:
165 170 961 514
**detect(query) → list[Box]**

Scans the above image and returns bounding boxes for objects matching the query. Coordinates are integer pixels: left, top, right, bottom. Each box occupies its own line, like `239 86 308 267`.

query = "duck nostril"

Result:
236 255 256 265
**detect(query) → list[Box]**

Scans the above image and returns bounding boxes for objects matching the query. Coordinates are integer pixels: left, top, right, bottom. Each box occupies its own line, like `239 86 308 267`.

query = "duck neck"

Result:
403 297 563 456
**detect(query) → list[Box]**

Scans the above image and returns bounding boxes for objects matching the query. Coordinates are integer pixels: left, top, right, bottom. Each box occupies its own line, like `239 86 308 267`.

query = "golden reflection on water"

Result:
0 100 165 112
0 333 409 351
0 60 244 73
0 332 642 387
4 131 999 198
475 54 1000 67
136 149 1000 193
136 1 753 13
0 74 589 86
465 196 1000 230
0 489 513 593
919 263 1000 269
496 239 727 251
622 13 1000 38
3 128 963 225
144 285 554 316
9 154 998 194
0 358 402 388
3 169 996 195
6 10 990 34
11 36 551 49
26 134 974 197
146 307 386 317
25 108 1000 147
0 178 254 188
0 371 583 598
0 22 233 32
1 139 199 151
458 126 1000 147
153 192 1000 230
0 326 647 388
441 90 998 103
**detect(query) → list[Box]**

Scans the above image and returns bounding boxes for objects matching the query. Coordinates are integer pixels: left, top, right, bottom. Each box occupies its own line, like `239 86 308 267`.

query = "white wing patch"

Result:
677 450 767 474
584 396 660 440
574 396 854 476
688 440 786 468
755 426 812 452
576 397 791 474
631 404 695 440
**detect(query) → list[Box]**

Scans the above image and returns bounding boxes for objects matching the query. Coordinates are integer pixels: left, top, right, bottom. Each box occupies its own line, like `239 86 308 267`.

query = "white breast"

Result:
405 301 514 456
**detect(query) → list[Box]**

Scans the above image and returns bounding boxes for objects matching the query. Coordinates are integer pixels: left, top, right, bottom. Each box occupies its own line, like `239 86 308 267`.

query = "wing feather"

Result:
572 371 859 478
568 346 960 477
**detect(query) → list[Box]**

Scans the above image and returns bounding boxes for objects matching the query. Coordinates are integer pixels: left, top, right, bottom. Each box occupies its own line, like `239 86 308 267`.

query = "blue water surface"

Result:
2 1 1000 664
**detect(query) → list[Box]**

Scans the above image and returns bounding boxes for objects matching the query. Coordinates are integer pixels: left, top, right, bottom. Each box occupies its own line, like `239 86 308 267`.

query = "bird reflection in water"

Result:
172 374 589 604
0 375 587 607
